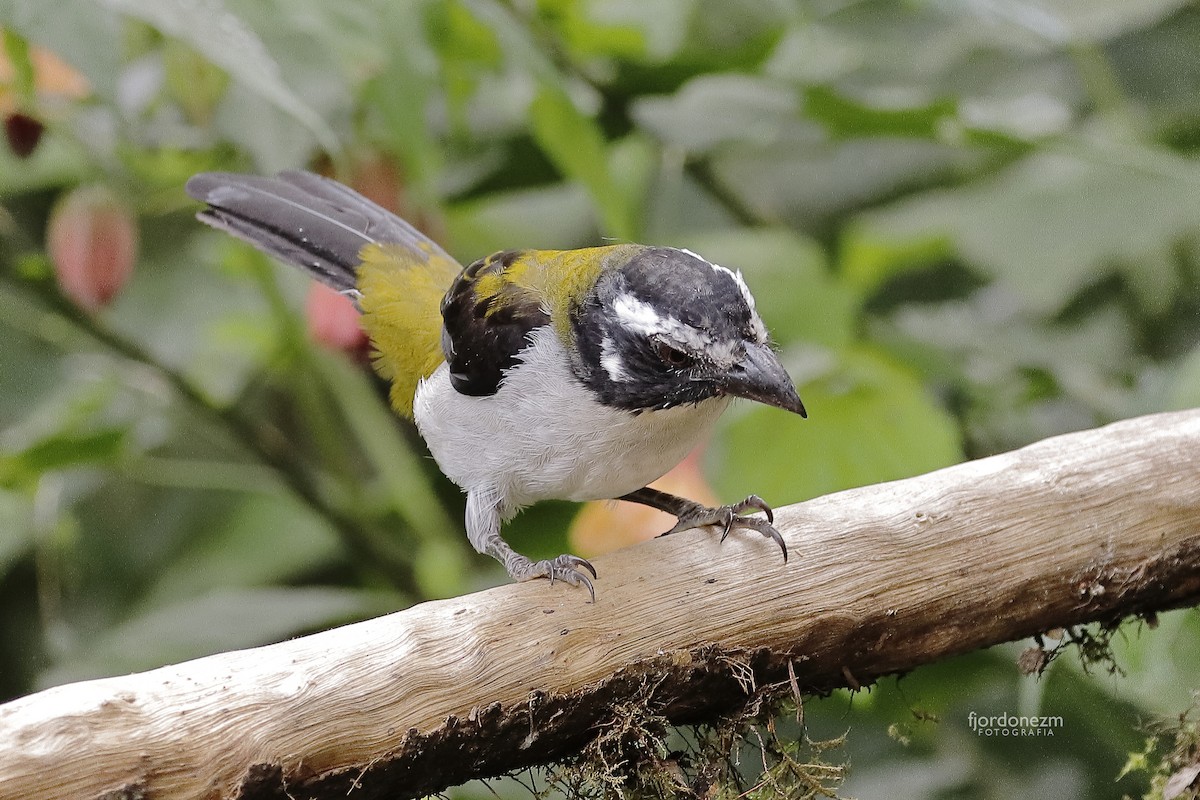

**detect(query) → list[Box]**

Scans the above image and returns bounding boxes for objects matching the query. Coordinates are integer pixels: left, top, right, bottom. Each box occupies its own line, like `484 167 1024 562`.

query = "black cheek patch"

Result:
572 307 719 412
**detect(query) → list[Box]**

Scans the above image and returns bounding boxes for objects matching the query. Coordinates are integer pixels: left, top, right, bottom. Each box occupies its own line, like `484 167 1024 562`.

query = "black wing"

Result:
440 250 550 396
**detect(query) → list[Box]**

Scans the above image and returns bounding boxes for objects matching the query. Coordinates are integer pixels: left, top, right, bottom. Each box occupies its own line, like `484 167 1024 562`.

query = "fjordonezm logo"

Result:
967 711 1064 737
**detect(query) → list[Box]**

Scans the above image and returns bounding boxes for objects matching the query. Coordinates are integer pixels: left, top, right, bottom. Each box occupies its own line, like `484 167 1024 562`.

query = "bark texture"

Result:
2 409 1199 800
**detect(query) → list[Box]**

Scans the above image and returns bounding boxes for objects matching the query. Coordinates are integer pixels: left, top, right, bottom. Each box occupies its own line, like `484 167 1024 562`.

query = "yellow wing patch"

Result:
357 242 462 418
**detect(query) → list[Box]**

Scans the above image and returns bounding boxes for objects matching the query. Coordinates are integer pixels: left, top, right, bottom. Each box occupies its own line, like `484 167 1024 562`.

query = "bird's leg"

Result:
619 486 788 562
465 488 596 600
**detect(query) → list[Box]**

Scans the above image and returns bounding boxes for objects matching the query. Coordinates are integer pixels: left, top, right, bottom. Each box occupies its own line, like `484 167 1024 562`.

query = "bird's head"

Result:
570 246 806 416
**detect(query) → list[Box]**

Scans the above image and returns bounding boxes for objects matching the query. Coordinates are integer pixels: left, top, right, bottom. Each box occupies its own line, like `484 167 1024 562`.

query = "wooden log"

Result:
2 409 1199 800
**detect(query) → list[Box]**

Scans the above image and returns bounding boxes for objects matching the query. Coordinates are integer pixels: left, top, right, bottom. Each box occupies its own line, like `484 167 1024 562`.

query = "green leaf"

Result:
1 428 127 486
558 0 693 62
427 0 505 132
143 493 341 604
0 489 34 580
446 183 595 256
934 0 1192 45
101 0 339 155
359 4 443 198
803 85 959 140
538 0 646 61
1116 738 1155 781
111 228 277 403
161 39 228 126
676 0 787 71
631 73 804 154
22 428 127 470
1 0 123 100
856 145 1200 314
1 27 35 101
839 223 955 296
434 0 504 69
1106 608 1200 717
711 137 976 231
0 131 94 195
606 134 657 242
711 347 962 503
530 85 634 240
459 0 559 82
0 287 69 423
872 292 1138 451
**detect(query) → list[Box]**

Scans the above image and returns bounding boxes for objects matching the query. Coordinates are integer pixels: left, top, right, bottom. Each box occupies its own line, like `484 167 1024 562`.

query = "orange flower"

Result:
0 34 90 114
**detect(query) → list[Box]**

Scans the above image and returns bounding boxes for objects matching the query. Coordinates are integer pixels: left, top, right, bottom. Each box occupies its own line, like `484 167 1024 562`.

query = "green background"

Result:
2 1 1199 797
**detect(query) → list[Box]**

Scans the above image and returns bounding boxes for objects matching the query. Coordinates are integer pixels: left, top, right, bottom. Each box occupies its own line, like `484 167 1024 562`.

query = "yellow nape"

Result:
476 244 644 341
357 242 461 418
544 244 643 329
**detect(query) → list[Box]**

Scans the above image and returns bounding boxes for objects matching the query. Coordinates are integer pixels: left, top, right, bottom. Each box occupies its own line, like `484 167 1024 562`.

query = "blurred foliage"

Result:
1 0 1199 797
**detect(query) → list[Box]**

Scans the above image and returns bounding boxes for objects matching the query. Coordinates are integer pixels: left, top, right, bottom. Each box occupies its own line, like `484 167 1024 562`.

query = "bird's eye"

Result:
654 341 694 368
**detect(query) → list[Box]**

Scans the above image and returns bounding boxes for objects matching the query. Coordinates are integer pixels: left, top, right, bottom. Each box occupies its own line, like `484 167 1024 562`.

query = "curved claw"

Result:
563 569 595 603
736 516 789 563
731 494 774 525
579 557 599 579
718 507 736 542
511 554 597 602
542 556 597 599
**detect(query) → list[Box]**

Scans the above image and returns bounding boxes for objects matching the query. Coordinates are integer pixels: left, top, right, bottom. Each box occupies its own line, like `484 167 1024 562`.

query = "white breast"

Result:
413 326 731 513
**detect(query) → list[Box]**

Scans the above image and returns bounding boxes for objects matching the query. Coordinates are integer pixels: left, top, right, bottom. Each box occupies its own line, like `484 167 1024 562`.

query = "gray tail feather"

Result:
185 170 451 294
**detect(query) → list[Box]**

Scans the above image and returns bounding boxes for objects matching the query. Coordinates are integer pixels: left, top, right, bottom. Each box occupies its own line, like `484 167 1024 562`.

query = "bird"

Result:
185 170 806 600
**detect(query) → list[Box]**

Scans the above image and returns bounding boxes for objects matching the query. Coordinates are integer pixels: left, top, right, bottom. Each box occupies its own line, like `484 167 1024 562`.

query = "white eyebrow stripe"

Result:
611 292 741 365
612 293 665 336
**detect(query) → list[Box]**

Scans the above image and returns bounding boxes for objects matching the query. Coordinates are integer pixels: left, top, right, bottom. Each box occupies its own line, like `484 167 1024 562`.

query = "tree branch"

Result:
3 410 1199 800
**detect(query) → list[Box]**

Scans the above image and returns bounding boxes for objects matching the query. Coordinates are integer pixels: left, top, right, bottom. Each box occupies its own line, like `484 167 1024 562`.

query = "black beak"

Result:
723 342 807 417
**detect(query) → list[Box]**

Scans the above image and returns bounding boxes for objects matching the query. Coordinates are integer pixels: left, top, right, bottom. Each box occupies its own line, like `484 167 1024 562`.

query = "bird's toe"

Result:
509 553 597 602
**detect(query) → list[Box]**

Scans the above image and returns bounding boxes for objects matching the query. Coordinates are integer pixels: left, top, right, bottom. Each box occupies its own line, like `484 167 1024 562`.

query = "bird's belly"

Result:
413 330 731 511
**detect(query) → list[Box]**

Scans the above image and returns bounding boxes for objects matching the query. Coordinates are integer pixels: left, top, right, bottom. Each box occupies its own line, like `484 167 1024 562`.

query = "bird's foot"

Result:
506 553 597 602
661 495 787 562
